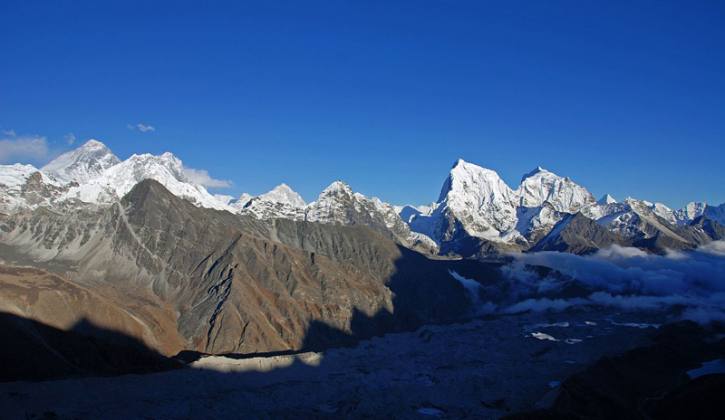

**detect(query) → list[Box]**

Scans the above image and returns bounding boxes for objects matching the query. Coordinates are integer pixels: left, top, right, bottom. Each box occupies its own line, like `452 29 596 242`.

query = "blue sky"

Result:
1 1 723 208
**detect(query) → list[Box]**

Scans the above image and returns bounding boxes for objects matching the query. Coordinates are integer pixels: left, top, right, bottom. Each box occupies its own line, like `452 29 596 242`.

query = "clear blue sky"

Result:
1 1 723 208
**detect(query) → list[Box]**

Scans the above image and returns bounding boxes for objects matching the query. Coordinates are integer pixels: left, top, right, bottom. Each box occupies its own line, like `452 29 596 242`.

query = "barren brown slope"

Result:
0 265 183 355
0 180 472 356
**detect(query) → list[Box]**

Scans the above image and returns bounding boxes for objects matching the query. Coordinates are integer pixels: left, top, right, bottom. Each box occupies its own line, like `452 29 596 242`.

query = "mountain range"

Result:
2 140 722 259
1 138 724 380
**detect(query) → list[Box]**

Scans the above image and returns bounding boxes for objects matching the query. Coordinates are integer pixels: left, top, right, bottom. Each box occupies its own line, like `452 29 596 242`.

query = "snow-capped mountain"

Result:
0 140 232 212
236 184 306 220
305 181 437 251
593 198 684 241
259 183 305 207
399 159 724 255
674 202 725 225
42 139 120 183
676 202 707 222
1 139 723 257
0 163 64 212
435 159 519 241
517 166 595 212
404 159 593 251
60 150 231 210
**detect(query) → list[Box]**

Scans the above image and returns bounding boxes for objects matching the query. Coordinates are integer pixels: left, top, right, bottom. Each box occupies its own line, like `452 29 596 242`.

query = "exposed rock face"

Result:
0 180 470 356
530 213 627 254
690 216 725 241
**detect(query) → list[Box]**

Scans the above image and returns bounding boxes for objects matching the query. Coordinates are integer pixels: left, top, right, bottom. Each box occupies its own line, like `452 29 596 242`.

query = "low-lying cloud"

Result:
494 243 725 324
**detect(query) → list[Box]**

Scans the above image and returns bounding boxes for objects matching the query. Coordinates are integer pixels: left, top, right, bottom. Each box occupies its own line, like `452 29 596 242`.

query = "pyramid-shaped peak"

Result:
81 139 110 149
42 139 120 183
321 180 353 195
259 183 306 207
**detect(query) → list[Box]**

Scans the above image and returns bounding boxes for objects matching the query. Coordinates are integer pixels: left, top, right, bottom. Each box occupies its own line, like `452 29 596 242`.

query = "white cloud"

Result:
699 240 725 257
0 133 49 163
128 123 155 133
64 133 76 145
496 243 725 324
183 167 232 189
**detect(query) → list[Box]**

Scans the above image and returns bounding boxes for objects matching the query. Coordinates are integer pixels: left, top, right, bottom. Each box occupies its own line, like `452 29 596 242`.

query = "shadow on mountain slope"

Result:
0 242 498 382
506 321 725 420
178 245 502 362
0 311 181 382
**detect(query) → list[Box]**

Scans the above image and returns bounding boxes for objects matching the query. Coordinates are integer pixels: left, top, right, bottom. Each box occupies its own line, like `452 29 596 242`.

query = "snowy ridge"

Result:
403 159 595 245
399 159 724 252
60 151 231 210
2 140 233 212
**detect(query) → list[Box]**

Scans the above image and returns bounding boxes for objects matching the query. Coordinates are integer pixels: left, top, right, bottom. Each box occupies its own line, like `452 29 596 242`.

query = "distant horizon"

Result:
2 1 723 208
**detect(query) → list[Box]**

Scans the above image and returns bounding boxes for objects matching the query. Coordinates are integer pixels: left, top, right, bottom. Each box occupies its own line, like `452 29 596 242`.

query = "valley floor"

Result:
1 309 661 419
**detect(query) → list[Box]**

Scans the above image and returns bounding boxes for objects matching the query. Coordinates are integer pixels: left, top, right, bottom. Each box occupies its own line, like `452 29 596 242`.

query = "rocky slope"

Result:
0 179 470 356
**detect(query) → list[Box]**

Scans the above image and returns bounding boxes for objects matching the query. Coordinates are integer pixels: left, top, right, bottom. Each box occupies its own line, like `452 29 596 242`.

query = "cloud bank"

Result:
0 131 49 163
495 243 725 324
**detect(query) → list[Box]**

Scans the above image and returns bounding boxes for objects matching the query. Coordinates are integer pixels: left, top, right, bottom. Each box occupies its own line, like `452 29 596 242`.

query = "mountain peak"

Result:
42 139 120 183
520 166 549 182
321 180 353 196
81 139 109 149
452 158 468 168
517 166 594 212
258 183 305 207
450 159 500 175
435 159 519 239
